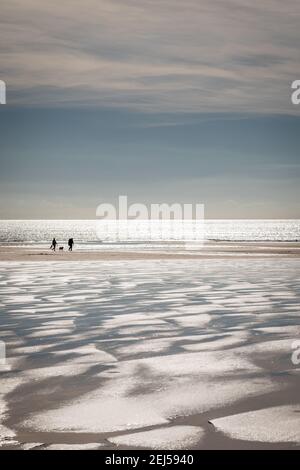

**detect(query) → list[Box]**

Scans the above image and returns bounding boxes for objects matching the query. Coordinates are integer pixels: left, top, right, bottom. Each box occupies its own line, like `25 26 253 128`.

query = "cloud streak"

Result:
1 0 300 113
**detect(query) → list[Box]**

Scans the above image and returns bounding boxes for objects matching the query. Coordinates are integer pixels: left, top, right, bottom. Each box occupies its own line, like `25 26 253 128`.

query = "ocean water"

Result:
0 219 299 250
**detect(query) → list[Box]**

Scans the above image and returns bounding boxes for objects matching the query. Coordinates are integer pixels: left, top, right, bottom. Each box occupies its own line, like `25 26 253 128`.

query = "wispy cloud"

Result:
1 0 300 113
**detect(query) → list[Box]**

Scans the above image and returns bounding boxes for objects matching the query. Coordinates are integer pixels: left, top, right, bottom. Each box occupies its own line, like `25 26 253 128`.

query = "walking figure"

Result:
50 238 57 251
68 238 74 251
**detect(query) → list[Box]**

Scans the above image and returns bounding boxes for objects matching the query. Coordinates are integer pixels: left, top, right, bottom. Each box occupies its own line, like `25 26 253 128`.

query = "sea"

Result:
0 219 299 251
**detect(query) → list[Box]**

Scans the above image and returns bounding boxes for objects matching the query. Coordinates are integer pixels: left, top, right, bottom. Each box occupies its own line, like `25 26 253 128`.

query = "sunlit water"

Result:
0 219 299 251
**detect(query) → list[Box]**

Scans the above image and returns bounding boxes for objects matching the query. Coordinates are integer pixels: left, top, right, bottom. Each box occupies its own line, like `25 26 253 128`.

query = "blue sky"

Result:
0 0 299 218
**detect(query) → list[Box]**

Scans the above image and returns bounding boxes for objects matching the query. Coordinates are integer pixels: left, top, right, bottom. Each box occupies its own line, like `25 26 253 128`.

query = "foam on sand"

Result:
1 259 299 447
182 332 249 352
173 313 211 328
210 406 300 443
44 443 104 450
24 396 169 433
23 352 277 434
0 401 18 447
109 425 205 449
20 442 44 450
23 344 117 379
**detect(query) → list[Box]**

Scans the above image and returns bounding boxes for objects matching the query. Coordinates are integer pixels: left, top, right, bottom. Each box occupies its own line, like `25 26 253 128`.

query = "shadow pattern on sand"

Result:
0 259 300 449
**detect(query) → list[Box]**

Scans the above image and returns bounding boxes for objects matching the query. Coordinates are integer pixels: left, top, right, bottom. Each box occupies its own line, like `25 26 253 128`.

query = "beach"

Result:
0 247 300 449
2 0 300 456
0 241 300 261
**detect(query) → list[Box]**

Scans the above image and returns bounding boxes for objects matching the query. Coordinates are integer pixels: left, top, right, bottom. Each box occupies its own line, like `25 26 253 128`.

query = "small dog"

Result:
59 246 64 251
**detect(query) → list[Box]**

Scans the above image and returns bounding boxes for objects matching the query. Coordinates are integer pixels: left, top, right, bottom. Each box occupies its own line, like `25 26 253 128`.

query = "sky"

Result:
0 0 299 218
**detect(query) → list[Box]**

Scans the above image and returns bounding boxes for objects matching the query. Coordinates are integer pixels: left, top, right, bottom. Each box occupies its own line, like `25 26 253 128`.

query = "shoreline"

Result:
0 241 300 261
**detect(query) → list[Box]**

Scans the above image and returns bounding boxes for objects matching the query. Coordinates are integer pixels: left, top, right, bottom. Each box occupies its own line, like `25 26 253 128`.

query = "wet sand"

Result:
0 241 300 261
0 258 300 449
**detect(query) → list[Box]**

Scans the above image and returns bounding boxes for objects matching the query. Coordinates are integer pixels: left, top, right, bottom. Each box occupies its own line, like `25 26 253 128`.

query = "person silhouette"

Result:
50 238 57 251
68 238 74 251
